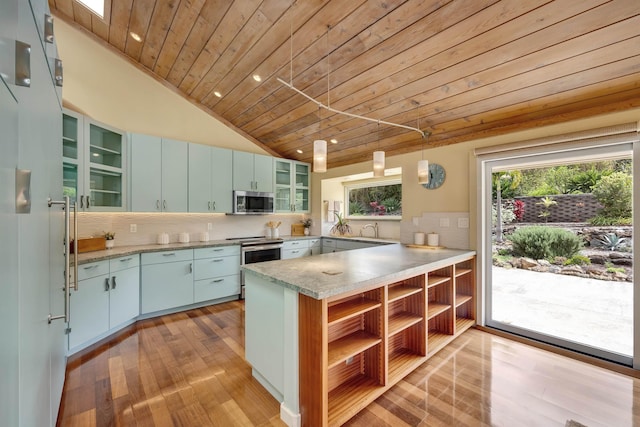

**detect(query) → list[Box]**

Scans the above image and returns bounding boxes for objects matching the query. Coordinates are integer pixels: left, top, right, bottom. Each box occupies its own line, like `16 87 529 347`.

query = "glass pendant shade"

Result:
373 150 385 177
418 159 429 184
314 139 327 173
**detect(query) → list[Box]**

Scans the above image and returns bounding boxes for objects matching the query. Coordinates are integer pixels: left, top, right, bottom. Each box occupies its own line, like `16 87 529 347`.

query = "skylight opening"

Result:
76 0 105 18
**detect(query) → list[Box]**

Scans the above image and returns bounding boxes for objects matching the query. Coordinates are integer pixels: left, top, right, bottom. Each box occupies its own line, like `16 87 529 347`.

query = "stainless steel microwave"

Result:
233 191 275 214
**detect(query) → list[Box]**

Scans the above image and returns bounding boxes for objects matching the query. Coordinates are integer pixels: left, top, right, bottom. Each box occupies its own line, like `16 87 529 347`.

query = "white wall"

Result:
55 19 267 154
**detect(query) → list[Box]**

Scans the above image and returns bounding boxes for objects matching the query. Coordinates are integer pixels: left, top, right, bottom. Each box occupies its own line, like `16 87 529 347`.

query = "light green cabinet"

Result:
69 256 140 352
130 134 188 212
281 239 311 259
193 246 241 302
62 110 126 211
233 151 274 192
141 249 194 314
68 261 110 350
188 144 233 213
274 159 310 213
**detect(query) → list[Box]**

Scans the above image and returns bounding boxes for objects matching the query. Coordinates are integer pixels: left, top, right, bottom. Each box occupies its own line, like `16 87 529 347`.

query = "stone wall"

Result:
512 194 602 223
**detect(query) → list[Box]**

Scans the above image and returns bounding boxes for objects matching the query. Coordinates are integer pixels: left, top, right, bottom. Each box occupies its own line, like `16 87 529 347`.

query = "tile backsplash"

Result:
76 212 308 246
400 212 470 249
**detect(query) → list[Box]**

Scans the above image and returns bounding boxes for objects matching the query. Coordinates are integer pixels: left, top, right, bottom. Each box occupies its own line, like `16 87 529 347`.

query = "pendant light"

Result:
314 106 327 173
373 120 385 177
417 117 429 184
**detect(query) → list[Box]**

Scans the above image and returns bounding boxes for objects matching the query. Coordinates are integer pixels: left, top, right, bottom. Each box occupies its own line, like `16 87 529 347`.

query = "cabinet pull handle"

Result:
119 257 133 262
163 200 167 210
156 200 160 210
208 201 211 211
291 242 299 245
211 279 224 283
189 263 193 273
292 250 299 254
162 253 176 257
86 196 90 209
213 248 223 252
104 277 110 291
213 201 216 211
211 259 223 262
83 265 98 270
80 195 84 209
111 276 117 289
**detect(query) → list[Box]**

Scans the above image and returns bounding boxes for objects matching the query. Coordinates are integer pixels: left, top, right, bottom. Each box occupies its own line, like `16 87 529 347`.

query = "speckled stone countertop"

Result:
242 244 475 300
74 235 396 264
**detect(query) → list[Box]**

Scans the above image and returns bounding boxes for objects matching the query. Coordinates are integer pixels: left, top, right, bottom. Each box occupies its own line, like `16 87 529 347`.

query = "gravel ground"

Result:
491 267 633 356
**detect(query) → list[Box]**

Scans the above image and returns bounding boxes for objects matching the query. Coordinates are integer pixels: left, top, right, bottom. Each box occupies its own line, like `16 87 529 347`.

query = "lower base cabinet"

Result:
141 249 194 314
69 256 140 351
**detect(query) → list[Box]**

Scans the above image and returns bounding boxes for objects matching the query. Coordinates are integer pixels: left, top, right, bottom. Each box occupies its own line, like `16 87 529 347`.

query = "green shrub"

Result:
563 255 591 266
497 248 512 256
509 226 582 259
587 215 632 226
591 172 632 218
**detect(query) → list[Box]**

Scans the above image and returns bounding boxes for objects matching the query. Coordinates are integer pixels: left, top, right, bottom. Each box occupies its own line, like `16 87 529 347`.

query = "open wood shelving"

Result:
299 255 476 427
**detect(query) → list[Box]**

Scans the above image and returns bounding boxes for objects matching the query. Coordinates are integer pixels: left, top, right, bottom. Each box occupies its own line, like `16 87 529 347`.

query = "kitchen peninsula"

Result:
243 244 476 427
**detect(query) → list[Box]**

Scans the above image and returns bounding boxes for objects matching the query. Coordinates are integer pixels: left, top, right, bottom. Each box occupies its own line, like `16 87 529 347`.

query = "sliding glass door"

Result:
480 142 635 366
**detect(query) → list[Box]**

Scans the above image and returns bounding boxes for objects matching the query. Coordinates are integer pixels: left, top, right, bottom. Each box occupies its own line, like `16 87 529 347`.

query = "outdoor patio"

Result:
492 266 633 356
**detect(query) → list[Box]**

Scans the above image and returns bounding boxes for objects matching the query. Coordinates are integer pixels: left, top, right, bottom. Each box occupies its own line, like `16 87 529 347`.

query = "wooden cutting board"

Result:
404 244 446 249
291 224 305 236
71 237 106 253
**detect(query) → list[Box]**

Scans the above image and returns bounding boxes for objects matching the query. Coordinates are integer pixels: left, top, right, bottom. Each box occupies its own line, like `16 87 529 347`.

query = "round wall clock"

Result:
421 163 446 189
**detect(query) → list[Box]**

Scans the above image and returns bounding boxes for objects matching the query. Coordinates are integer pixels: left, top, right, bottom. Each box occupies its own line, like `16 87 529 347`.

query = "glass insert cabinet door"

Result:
87 123 124 210
294 162 309 211
62 112 81 203
61 110 126 211
275 160 292 212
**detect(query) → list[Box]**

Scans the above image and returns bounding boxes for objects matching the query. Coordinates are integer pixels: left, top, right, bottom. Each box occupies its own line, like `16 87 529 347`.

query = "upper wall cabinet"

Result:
130 134 188 212
188 143 233 213
274 159 310 213
62 109 126 211
232 151 273 193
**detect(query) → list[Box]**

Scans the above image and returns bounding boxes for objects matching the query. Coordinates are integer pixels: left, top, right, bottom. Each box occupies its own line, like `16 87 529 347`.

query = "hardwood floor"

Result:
58 301 640 427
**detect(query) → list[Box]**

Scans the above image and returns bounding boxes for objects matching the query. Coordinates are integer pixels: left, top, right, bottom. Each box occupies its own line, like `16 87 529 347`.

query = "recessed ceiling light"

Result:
296 149 303 154
252 74 262 82
130 32 142 42
330 138 338 144
213 91 222 98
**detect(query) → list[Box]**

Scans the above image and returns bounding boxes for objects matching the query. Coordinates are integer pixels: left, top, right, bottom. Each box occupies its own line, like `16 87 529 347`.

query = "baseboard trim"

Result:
280 402 301 427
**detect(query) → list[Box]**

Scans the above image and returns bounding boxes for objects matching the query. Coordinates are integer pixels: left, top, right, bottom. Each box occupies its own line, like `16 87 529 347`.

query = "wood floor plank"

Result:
58 303 640 427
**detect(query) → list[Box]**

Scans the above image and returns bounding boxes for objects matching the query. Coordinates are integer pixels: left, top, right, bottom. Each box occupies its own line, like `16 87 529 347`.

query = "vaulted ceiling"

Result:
49 0 640 169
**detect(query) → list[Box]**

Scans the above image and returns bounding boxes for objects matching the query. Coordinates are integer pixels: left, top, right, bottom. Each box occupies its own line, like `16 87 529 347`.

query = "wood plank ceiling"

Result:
49 0 640 169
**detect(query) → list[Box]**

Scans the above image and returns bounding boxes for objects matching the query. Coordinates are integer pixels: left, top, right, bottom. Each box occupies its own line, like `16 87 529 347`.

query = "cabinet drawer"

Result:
194 274 240 303
309 238 321 248
336 240 373 251
194 245 240 259
194 256 239 280
109 255 140 272
77 260 109 281
322 238 337 248
141 249 193 265
283 239 309 250
282 248 310 260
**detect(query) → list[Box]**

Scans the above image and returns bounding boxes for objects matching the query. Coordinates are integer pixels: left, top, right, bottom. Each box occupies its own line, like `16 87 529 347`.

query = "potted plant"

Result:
301 217 313 235
104 231 115 249
330 211 352 236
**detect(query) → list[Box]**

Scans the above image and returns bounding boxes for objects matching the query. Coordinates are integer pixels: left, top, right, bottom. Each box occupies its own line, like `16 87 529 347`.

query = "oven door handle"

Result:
242 244 283 252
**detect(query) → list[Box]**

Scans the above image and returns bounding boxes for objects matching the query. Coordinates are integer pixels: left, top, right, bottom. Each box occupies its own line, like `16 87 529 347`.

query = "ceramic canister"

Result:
414 232 425 245
427 233 439 247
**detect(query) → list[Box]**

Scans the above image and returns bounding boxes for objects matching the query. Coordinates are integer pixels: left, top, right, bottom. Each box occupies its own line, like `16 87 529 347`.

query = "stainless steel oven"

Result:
231 237 283 298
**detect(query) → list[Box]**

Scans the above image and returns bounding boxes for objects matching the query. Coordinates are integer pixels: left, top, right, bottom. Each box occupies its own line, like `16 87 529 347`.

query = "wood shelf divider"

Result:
455 268 473 277
388 312 423 336
427 303 451 320
427 275 450 288
455 294 473 307
328 297 381 325
327 331 381 369
388 285 422 303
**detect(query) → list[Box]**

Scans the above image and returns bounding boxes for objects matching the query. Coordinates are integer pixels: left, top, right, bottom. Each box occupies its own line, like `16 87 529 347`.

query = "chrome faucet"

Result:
360 223 379 238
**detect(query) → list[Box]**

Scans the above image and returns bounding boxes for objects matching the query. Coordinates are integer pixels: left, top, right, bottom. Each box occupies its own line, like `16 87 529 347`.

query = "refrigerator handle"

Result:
48 196 76 324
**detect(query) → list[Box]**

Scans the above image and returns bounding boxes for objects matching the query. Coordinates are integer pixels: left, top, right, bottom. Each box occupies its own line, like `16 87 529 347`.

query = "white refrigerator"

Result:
0 0 67 425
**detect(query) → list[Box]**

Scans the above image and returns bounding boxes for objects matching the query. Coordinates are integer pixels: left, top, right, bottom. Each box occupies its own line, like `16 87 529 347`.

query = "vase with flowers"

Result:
104 231 115 249
301 217 312 235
